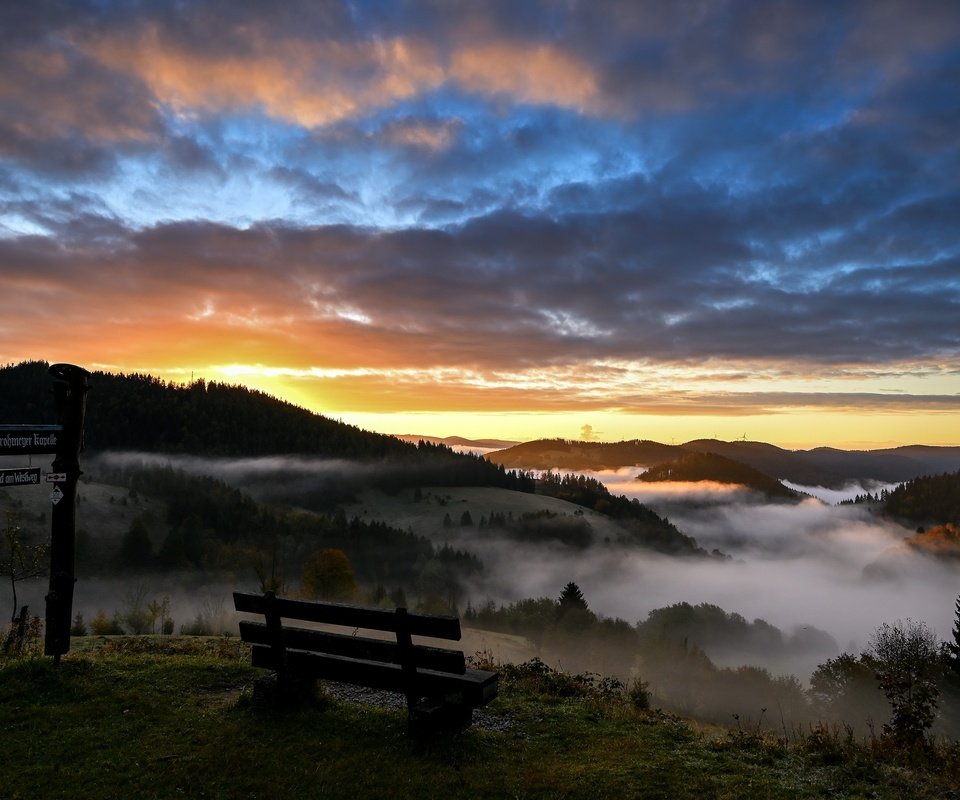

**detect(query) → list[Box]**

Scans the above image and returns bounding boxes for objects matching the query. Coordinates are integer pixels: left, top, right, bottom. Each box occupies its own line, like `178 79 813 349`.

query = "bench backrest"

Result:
233 591 468 674
234 591 462 638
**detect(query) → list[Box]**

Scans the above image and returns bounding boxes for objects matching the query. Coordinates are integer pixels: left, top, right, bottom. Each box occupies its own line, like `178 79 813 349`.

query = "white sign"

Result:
49 485 64 505
46 472 67 483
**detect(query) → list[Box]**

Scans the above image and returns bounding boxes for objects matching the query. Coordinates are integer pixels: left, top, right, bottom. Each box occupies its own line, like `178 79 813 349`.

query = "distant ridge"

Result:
394 434 520 450
487 437 960 488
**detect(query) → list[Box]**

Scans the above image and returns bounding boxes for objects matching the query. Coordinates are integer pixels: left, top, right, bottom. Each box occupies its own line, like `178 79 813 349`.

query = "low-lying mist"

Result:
11 453 956 695
436 468 958 680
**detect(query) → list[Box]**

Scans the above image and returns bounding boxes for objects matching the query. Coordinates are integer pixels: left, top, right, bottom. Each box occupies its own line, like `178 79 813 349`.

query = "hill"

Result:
489 438 960 488
882 470 960 527
637 451 799 501
0 361 532 497
488 438 681 471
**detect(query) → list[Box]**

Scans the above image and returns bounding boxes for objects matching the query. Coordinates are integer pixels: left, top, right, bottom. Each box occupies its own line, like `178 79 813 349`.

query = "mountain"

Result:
488 438 681 471
488 438 960 488
637 451 799 501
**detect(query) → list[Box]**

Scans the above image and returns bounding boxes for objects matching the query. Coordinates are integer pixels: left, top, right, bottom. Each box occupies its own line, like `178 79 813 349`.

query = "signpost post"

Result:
44 364 90 662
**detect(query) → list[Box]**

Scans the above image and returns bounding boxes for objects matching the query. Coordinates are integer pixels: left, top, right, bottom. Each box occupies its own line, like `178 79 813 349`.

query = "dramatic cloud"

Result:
1 0 958 444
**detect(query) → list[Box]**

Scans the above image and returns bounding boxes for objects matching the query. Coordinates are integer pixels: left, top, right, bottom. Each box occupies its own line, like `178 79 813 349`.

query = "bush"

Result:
89 609 124 636
628 676 650 710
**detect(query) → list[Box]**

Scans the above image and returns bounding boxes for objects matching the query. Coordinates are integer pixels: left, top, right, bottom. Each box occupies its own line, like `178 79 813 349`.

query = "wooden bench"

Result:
233 591 498 732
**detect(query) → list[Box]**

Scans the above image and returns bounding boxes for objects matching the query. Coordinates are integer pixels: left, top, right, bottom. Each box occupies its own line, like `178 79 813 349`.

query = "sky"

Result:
1 0 959 448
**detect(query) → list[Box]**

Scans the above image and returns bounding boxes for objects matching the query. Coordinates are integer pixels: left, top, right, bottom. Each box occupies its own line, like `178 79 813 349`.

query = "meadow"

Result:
3 636 960 800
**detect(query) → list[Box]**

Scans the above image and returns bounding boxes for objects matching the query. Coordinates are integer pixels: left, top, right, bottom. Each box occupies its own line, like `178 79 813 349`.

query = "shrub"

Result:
628 676 651 710
89 609 124 636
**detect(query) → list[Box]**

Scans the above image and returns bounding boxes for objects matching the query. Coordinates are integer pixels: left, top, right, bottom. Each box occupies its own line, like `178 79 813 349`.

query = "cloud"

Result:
0 0 957 425
84 27 447 129
450 42 601 111
1 208 959 417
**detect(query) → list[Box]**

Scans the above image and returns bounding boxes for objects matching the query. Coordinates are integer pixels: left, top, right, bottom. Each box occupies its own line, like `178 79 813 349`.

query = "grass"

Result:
2 637 958 799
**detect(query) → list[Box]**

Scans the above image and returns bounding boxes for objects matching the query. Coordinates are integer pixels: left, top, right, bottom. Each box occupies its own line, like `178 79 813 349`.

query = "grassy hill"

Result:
2 639 957 799
343 485 629 544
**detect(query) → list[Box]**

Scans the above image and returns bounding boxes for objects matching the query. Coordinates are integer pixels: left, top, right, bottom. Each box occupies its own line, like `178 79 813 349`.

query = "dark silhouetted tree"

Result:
558 581 588 613
947 594 960 676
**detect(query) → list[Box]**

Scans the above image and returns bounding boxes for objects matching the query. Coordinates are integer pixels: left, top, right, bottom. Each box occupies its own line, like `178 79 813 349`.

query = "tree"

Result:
0 511 47 622
300 548 357 601
946 594 960 676
89 609 123 635
868 620 942 749
808 652 887 726
555 581 594 632
558 581 588 613
459 510 473 527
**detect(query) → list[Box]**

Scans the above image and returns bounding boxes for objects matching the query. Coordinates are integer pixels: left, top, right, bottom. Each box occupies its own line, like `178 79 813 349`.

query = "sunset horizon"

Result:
2 2 957 453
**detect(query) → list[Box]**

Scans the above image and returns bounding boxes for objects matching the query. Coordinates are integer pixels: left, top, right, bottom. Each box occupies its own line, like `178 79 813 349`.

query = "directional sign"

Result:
0 424 63 455
49 485 64 505
46 472 68 483
0 467 41 487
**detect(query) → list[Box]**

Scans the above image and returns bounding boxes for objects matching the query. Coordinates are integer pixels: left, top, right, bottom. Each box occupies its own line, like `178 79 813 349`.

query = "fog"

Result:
434 468 959 679
7 454 957 688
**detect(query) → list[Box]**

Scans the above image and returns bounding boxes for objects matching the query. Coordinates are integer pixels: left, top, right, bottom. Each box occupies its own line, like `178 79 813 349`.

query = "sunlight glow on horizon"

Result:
68 360 959 451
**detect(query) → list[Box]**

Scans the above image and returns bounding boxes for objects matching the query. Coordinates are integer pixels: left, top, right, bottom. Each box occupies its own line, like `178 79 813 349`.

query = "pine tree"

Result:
558 581 588 612
947 594 960 675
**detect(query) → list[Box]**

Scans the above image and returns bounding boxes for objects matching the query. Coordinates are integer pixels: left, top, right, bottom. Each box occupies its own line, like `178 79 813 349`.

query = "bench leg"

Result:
408 698 473 736
252 673 320 711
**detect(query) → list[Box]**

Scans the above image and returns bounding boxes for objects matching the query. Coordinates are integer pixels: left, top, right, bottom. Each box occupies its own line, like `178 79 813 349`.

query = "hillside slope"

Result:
638 451 799 501
0 361 530 496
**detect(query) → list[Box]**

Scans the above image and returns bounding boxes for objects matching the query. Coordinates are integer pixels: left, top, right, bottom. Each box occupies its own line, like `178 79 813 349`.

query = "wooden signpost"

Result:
45 364 90 661
0 363 90 663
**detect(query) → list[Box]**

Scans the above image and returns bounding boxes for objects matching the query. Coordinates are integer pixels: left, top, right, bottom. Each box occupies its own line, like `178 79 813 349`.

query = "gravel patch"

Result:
322 681 515 733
